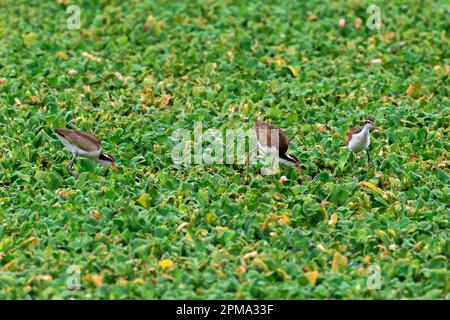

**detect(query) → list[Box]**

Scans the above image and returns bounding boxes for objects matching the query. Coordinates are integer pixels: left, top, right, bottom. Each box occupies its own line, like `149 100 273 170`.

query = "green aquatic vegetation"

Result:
0 0 448 299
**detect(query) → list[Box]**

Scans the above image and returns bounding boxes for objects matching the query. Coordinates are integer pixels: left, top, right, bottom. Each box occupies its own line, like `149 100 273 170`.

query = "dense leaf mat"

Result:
0 0 448 299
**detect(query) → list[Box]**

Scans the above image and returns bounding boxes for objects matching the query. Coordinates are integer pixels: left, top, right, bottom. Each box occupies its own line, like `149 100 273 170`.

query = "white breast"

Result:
348 131 370 153
257 141 278 155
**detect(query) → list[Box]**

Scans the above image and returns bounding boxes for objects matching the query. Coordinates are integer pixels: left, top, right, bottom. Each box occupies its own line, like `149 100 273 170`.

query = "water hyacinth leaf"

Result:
0 0 447 300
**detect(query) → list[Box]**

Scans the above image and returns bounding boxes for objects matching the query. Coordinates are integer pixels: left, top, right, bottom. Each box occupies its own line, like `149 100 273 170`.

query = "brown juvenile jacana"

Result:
55 128 117 176
252 119 303 175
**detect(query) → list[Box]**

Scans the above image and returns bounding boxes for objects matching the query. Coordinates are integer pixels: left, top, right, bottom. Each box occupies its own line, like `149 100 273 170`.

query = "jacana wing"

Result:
345 126 362 145
55 128 101 152
255 119 290 154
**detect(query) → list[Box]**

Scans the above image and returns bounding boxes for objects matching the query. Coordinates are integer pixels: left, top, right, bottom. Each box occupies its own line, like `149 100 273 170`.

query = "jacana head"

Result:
97 153 118 170
285 154 303 175
364 117 379 130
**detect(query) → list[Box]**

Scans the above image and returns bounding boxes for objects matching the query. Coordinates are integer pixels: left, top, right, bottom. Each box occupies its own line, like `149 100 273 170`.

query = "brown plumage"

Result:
345 117 376 145
254 119 290 155
54 128 117 177
253 119 302 174
345 127 363 145
55 128 101 152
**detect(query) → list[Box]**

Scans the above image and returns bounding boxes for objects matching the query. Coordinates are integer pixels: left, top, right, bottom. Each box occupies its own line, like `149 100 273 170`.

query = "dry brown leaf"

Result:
90 210 101 220
158 94 172 108
273 192 283 200
405 84 415 94
176 222 189 233
242 251 258 261
308 13 318 21
82 52 102 62
37 275 53 281
91 274 103 287
328 213 338 226
235 265 246 274
385 31 395 41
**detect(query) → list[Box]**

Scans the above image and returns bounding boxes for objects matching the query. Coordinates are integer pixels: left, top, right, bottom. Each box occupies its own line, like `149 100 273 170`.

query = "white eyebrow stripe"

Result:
285 154 296 162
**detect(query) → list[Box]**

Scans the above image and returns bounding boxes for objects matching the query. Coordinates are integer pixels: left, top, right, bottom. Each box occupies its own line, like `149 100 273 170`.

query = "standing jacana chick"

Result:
253 119 303 174
346 117 379 168
54 128 117 176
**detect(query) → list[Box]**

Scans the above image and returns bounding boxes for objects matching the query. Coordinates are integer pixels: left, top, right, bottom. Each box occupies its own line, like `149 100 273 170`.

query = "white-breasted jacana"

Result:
252 119 303 175
346 117 379 169
55 128 117 176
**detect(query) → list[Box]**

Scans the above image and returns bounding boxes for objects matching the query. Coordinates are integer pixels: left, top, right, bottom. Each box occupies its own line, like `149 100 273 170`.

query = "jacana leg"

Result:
366 149 371 171
66 154 78 177
245 152 249 181
246 148 257 176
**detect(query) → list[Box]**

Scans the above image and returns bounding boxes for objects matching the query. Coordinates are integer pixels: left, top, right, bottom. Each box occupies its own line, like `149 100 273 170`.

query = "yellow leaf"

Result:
331 251 348 272
287 66 298 78
271 214 289 225
2 260 18 272
305 270 319 286
377 230 387 237
144 15 163 35
204 212 216 224
132 278 145 285
216 226 228 233
57 51 68 59
273 192 283 201
273 56 286 67
388 228 397 237
361 181 384 196
315 123 327 132
20 237 40 248
159 259 174 270
320 206 328 222
22 33 37 46
137 194 150 209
